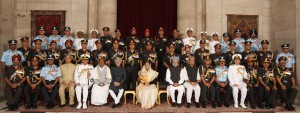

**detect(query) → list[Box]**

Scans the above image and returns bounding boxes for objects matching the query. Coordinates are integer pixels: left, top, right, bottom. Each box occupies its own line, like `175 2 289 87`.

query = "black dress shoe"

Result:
32 105 37 109
251 105 257 109
212 102 216 108
186 103 191 108
177 103 182 107
289 105 295 111
112 104 118 108
59 104 66 108
217 101 222 107
195 102 200 108
258 105 264 109
202 101 207 108
14 104 18 110
224 103 230 108
103 103 109 106
70 104 75 108
269 104 275 109
171 102 176 107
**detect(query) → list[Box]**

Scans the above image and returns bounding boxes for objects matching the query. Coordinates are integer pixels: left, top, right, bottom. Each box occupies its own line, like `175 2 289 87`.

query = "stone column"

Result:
97 0 117 36
296 0 300 105
177 0 197 38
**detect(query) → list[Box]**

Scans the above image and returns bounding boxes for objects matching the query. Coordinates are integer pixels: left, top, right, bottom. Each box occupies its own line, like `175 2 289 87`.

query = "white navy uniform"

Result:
74 38 85 50
183 37 197 54
88 38 99 51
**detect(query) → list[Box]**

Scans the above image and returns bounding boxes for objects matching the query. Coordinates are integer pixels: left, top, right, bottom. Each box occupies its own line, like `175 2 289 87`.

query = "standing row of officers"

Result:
1 26 297 111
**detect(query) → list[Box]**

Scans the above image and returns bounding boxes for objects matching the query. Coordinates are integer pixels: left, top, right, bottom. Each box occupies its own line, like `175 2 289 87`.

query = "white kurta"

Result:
166 68 185 103
91 65 111 105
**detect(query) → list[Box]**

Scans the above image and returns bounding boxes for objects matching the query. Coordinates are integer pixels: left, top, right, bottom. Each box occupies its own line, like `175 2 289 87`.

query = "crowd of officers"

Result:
1 26 298 111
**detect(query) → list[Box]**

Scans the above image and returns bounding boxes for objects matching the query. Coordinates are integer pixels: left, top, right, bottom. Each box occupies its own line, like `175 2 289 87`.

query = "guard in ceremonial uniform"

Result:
245 56 259 109
228 54 248 109
24 56 42 109
214 56 232 107
88 29 100 51
125 40 140 89
75 54 93 109
194 39 210 66
241 41 258 66
220 32 231 53
74 30 85 50
210 44 224 66
101 27 113 52
183 28 197 53
46 40 60 66
275 44 296 73
115 29 125 51
257 40 274 68
60 26 74 50
162 44 180 82
76 40 91 64
199 55 216 108
48 26 61 49
4 54 26 111
258 58 277 109
180 45 194 66
108 39 124 67
125 27 140 50
91 40 108 67
27 39 47 67
247 29 261 52
167 29 183 54
275 56 298 111
1 40 25 75
59 40 77 65
41 54 62 109
33 26 49 50
18 37 32 67
140 41 158 70
155 27 168 81
140 29 155 52
225 41 238 66
166 56 185 107
232 29 245 53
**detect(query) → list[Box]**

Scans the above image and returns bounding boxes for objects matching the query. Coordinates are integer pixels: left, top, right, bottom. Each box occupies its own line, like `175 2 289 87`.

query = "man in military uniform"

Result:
27 39 47 67
241 41 258 66
232 28 245 53
115 29 125 51
220 32 231 54
140 29 155 52
155 27 168 81
257 40 273 68
75 54 93 109
258 58 277 109
275 44 296 73
247 29 261 52
124 40 140 89
48 26 61 49
1 40 25 75
167 29 183 54
76 40 91 64
33 26 49 50
245 55 259 109
183 28 197 53
101 27 113 52
41 53 62 109
162 44 180 82
46 40 60 66
194 39 210 66
74 30 85 50
181 45 194 66
88 29 100 51
275 56 298 111
199 55 216 108
214 56 232 107
18 37 32 67
59 55 76 108
108 39 124 67
59 40 77 65
210 44 224 66
24 56 42 109
91 40 108 67
140 41 157 70
60 26 74 50
4 54 26 111
125 27 140 50
225 41 238 66
195 31 209 50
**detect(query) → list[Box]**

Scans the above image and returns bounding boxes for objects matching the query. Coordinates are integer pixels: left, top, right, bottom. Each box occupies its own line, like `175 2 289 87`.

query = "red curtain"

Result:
117 0 177 38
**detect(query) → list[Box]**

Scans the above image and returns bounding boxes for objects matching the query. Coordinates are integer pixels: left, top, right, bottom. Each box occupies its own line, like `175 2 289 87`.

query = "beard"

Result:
66 46 72 49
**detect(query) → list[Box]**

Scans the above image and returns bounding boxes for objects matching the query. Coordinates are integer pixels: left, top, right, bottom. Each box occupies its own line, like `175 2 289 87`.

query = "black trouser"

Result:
258 85 277 106
5 84 24 105
42 81 59 103
125 65 138 90
214 83 232 104
24 83 42 106
280 84 298 105
247 85 259 106
200 82 215 102
156 50 166 82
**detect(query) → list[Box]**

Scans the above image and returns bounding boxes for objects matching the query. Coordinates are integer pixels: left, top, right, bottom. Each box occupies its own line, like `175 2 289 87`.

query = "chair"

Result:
123 82 137 104
156 82 170 105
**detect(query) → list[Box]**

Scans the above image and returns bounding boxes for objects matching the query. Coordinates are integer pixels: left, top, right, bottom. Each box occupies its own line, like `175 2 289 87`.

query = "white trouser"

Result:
231 82 247 105
184 83 201 103
167 85 185 103
109 89 124 104
75 84 89 103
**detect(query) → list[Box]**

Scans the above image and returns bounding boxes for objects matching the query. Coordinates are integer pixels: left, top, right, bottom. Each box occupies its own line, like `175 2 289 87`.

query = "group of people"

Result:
1 26 298 111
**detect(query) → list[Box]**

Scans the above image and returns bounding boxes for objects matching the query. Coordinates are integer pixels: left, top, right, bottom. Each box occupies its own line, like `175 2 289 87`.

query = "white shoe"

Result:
83 103 87 109
240 104 247 108
234 104 238 108
77 103 82 109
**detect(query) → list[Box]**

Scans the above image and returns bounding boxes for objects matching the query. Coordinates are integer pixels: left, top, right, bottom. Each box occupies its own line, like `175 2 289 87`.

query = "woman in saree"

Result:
136 61 159 109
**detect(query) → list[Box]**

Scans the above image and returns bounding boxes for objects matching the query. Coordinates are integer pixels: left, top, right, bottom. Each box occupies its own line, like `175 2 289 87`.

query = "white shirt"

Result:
88 38 99 51
74 38 85 50
183 37 197 53
165 68 185 85
228 64 248 86
209 40 220 54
